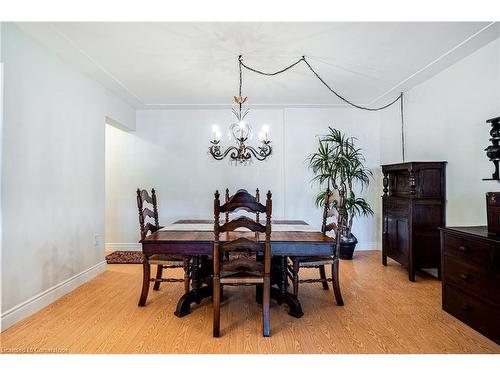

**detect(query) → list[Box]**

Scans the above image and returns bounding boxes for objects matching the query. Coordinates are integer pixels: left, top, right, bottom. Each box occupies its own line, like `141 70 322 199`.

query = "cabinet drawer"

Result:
383 198 409 215
443 284 500 343
443 255 500 306
442 232 496 271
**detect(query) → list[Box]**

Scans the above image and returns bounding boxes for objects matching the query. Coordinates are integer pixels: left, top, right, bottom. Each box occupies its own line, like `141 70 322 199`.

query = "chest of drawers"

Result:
439 226 500 344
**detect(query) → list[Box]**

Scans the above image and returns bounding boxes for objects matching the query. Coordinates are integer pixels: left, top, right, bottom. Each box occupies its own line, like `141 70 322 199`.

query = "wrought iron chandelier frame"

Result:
208 56 272 164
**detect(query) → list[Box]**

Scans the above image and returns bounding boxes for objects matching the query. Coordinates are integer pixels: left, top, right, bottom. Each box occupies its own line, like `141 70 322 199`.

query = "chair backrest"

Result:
136 188 160 241
321 188 346 254
224 188 261 223
214 189 272 275
321 189 337 234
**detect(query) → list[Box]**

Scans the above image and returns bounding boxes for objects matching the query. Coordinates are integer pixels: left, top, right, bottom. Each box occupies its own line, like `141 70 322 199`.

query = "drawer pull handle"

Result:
459 273 470 281
458 245 468 253
461 304 471 311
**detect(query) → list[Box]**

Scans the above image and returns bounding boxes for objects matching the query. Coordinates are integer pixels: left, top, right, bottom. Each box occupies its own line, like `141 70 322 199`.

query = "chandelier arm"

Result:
245 145 272 161
209 145 239 161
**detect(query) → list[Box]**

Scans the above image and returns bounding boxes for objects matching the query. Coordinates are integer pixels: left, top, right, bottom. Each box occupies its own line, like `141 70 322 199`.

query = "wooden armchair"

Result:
287 189 344 305
137 188 191 306
213 189 272 337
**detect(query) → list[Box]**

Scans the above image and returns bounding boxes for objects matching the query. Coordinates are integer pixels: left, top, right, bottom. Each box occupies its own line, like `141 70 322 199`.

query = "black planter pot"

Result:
338 234 358 260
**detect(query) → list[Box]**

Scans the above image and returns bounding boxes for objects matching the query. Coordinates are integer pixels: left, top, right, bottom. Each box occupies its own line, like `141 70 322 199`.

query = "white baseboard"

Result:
105 243 141 251
1 260 107 332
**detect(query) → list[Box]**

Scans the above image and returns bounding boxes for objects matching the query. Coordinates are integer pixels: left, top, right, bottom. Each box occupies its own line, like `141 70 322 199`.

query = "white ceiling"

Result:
16 22 500 109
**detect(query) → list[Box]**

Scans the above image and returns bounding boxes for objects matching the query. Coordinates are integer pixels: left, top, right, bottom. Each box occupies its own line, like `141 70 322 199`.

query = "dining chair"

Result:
136 188 191 306
213 189 272 337
287 189 344 305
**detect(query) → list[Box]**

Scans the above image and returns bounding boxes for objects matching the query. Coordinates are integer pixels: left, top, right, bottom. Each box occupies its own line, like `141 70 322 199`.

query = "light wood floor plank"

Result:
1 251 498 354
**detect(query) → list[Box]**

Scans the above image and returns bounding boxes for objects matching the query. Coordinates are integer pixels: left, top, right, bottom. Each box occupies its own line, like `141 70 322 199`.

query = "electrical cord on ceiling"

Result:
237 55 406 161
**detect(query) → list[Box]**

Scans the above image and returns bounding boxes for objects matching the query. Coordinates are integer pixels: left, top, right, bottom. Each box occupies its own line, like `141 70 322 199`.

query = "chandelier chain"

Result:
237 55 406 161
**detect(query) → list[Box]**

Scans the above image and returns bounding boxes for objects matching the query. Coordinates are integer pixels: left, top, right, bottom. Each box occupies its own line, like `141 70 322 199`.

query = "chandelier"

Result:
208 57 272 164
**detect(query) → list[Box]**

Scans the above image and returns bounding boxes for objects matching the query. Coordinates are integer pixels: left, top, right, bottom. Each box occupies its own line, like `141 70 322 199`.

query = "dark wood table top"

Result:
174 219 310 225
142 219 334 244
141 219 336 257
143 230 334 244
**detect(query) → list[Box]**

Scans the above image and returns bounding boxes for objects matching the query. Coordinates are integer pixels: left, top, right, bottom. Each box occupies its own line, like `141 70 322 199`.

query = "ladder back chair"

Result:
288 189 344 305
137 188 191 306
213 189 272 337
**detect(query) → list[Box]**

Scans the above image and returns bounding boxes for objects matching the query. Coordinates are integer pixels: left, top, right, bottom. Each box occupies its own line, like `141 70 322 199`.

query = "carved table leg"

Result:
174 256 305 319
278 256 288 304
191 256 202 304
292 258 299 297
183 257 191 293
174 256 213 317
270 287 303 318
174 286 213 317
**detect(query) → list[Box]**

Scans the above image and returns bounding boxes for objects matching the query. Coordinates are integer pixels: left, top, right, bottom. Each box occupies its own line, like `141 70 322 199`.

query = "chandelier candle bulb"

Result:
212 125 221 141
262 125 269 141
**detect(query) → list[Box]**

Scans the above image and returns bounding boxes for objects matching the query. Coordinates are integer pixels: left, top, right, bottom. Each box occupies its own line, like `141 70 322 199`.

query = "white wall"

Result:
105 107 382 251
381 37 500 226
1 23 135 329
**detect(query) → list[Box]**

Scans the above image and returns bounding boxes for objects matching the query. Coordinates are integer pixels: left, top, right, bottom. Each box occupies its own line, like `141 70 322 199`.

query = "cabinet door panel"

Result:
385 215 409 266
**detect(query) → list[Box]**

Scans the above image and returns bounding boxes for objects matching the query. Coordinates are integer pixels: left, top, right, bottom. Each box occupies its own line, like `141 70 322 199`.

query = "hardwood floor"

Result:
1 251 498 354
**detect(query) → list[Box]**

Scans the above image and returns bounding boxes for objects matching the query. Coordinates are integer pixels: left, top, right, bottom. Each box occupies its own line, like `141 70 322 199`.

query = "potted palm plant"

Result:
308 127 374 259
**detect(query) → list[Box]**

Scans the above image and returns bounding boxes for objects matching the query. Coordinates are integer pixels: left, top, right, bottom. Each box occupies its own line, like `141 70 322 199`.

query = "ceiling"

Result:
16 22 500 109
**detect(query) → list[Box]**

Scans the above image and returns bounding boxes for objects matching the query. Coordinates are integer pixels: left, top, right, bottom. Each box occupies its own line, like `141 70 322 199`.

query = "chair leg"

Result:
319 265 329 290
292 258 300 297
183 257 190 293
331 258 344 306
153 265 163 291
138 257 151 306
213 277 221 337
262 277 270 337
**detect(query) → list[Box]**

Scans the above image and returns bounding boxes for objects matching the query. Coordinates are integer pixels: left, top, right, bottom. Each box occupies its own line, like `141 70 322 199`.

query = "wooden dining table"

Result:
141 219 343 318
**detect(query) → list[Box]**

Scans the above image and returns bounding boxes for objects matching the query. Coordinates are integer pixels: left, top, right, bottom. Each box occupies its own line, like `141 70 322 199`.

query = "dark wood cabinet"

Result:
439 226 500 344
382 162 446 281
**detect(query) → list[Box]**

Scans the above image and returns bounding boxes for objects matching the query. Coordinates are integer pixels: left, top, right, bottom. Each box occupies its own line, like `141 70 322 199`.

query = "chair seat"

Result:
294 256 334 266
148 254 184 266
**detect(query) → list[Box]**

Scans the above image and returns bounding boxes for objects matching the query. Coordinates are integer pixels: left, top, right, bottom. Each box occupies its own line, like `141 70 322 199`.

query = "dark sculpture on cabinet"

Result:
484 116 500 180
382 162 446 281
